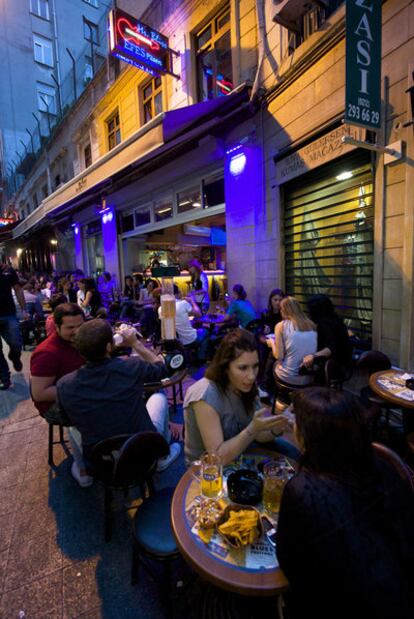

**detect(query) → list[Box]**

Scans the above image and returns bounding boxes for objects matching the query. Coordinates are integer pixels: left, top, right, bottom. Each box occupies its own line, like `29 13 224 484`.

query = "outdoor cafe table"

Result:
171 452 291 597
369 369 414 410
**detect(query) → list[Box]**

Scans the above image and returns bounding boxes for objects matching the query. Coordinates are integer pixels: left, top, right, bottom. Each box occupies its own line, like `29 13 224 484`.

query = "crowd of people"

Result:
1 258 413 618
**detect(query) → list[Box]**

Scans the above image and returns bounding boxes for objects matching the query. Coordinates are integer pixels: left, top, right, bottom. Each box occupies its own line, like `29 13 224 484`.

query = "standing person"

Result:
57 320 181 486
0 262 28 389
267 296 317 387
188 259 210 313
276 387 414 619
184 329 293 466
30 303 85 416
224 284 257 328
258 289 285 398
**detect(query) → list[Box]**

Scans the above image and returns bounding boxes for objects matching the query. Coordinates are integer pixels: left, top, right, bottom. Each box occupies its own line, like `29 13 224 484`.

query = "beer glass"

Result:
192 452 223 499
262 460 289 515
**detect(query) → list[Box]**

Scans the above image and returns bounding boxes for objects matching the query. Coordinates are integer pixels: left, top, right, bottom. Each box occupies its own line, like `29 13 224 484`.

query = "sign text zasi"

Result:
345 0 382 130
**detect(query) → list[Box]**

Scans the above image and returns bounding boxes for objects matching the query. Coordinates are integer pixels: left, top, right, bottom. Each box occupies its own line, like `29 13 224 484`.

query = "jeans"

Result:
68 392 171 470
0 315 22 382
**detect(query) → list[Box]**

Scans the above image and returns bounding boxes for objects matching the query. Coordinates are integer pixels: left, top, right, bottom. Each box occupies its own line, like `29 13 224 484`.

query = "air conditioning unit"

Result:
272 0 329 32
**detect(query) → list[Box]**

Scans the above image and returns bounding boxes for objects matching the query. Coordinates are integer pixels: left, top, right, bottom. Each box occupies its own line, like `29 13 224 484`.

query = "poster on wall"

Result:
345 0 382 131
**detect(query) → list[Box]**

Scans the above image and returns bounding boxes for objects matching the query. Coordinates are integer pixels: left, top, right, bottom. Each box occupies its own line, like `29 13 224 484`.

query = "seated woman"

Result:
261 288 284 334
184 329 296 466
267 296 317 387
224 284 257 328
302 293 353 381
276 387 414 619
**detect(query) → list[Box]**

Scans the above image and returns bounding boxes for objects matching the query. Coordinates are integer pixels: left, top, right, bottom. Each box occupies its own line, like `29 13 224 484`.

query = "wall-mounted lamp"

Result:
229 152 247 177
50 239 58 245
102 211 114 224
16 248 23 257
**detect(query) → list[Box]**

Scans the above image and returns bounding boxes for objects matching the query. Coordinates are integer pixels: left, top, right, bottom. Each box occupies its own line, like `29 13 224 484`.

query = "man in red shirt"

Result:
30 303 85 416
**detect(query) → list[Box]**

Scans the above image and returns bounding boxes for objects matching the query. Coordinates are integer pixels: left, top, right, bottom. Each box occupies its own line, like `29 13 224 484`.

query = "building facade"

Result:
3 0 414 368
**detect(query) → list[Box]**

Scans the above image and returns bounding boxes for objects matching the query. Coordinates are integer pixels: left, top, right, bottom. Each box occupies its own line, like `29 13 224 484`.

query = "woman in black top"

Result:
261 288 284 334
276 387 414 619
83 277 102 317
123 275 134 300
302 294 352 380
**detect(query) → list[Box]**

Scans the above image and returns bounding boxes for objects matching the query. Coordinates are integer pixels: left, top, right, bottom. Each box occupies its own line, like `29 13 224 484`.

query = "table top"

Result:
369 370 414 409
142 368 187 392
171 454 290 597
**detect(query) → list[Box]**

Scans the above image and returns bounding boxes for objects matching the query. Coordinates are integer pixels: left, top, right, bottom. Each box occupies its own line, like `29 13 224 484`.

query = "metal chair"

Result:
89 431 170 541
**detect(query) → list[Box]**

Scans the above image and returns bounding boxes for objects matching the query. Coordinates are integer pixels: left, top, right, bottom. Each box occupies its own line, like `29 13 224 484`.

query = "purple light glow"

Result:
73 222 82 269
229 152 247 176
101 208 117 274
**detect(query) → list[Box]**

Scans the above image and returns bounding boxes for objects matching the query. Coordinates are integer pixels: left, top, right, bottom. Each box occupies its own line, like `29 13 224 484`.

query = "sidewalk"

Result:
0 351 186 619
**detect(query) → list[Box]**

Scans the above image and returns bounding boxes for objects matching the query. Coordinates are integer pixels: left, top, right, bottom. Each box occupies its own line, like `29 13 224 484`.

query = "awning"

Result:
13 85 253 239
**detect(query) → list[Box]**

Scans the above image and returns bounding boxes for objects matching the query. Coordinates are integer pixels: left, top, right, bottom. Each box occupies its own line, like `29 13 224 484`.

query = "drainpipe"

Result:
250 0 266 101
66 48 77 101
49 0 62 104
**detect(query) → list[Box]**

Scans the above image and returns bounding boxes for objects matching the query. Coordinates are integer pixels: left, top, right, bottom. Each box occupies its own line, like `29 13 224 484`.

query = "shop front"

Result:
275 124 375 345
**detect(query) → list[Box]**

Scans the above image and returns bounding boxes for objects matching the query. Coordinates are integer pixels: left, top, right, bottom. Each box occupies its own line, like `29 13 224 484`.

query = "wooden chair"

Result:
357 350 394 428
89 431 169 541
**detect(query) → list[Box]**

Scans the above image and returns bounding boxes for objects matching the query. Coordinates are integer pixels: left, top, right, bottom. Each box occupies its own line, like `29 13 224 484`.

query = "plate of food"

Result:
217 504 263 549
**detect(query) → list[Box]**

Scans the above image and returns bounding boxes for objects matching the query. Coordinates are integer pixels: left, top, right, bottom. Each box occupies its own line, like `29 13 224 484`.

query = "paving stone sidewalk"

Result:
0 351 188 619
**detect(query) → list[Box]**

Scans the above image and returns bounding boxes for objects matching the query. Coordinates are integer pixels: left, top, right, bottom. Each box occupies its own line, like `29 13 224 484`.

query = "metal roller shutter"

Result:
283 153 373 341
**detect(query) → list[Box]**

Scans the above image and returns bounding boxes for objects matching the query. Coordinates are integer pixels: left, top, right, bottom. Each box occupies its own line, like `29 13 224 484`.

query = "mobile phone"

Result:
261 515 277 548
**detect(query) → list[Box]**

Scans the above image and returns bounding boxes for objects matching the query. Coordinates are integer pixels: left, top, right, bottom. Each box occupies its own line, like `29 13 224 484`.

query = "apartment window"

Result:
195 6 233 101
33 34 54 66
141 77 163 124
286 0 344 55
83 18 99 44
83 0 99 7
32 193 38 209
84 56 94 82
36 82 56 114
30 0 49 20
106 110 121 150
42 184 48 199
84 143 92 168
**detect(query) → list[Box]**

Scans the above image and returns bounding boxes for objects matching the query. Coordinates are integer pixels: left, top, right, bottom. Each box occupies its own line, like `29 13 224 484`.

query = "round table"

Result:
171 460 290 597
369 370 414 409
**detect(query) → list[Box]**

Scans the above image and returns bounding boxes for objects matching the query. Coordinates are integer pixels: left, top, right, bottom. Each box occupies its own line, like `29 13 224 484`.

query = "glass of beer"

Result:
192 452 223 499
262 460 289 515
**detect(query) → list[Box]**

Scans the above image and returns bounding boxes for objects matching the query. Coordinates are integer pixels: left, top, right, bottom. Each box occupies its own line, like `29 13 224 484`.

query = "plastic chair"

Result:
89 431 170 541
372 442 414 492
357 350 394 427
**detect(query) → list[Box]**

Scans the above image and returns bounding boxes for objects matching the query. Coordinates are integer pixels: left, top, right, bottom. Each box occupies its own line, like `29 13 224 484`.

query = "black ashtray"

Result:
227 469 263 506
406 378 414 391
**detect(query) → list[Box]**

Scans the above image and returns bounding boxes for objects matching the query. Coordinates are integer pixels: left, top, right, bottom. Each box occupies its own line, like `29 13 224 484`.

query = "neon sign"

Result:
0 218 14 227
108 8 179 79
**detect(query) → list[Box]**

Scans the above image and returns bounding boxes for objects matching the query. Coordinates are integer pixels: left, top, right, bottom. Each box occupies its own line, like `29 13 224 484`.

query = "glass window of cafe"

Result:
283 152 374 342
85 219 105 277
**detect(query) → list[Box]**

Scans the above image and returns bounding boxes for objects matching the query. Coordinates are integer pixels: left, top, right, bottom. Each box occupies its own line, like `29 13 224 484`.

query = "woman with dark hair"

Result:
276 387 414 619
183 329 290 465
188 258 210 313
261 288 284 334
81 278 102 317
302 293 352 377
224 284 257 328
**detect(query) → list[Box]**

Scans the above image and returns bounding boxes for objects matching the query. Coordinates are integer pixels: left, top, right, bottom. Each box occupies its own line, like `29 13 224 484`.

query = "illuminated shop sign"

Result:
108 8 179 78
0 218 14 226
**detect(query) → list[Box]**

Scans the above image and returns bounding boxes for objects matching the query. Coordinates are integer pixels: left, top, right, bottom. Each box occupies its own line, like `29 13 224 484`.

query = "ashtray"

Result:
227 469 263 506
405 378 414 390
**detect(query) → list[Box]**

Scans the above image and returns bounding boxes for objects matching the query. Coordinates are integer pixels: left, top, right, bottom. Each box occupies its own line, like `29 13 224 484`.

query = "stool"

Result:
131 487 180 611
47 422 68 466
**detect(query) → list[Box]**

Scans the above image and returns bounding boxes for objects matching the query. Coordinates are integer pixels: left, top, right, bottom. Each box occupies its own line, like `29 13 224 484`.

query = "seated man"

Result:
30 303 85 417
56 319 181 487
159 285 210 363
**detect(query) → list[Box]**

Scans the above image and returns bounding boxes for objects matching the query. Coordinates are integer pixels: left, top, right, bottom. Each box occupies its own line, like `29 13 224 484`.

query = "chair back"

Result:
372 442 414 492
324 359 346 390
90 431 169 487
356 350 391 373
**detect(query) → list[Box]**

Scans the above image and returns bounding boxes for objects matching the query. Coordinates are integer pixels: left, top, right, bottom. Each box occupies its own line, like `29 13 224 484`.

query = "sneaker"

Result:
258 386 270 399
8 355 23 372
156 442 181 472
71 461 94 488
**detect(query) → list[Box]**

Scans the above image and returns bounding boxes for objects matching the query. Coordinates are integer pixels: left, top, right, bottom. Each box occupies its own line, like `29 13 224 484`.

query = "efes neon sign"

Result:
108 8 179 79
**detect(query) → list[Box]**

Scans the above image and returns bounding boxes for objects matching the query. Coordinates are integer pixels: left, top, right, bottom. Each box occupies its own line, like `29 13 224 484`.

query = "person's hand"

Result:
169 421 184 441
21 311 30 321
249 408 289 436
120 326 139 347
303 354 314 369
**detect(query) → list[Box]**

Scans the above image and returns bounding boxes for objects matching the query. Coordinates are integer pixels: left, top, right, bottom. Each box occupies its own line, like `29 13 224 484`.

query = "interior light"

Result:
336 171 353 181
16 248 23 257
192 202 201 208
157 207 172 214
74 226 79 235
50 239 58 245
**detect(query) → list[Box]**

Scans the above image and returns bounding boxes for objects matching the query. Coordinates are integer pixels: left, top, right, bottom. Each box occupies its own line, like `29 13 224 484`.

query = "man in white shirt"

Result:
159 286 210 363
